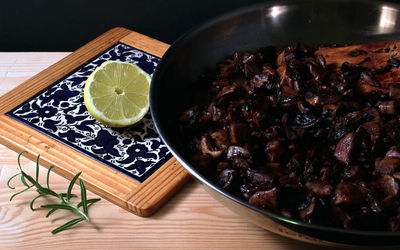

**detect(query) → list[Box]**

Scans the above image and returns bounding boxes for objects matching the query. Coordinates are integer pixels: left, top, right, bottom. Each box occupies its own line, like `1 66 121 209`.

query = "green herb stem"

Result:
7 151 100 234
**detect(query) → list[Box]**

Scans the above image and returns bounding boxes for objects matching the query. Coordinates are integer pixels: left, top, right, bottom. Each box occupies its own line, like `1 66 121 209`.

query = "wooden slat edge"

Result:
125 157 190 216
120 31 170 58
0 27 132 114
0 115 137 208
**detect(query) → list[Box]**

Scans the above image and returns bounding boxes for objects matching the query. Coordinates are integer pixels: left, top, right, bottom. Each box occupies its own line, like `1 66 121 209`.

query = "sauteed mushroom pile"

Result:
179 44 400 231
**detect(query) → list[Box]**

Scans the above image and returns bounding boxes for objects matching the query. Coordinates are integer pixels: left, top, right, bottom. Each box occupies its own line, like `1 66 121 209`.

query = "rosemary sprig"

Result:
7 151 101 234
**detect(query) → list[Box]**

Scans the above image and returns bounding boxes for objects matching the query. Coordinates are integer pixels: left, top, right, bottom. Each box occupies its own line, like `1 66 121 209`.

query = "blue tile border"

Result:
7 42 172 183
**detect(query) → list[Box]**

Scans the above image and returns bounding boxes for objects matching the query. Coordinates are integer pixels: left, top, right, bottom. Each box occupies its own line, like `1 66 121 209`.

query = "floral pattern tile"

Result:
7 42 171 183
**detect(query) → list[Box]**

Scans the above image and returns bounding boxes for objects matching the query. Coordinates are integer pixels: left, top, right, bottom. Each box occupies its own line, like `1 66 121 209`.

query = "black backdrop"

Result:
4 0 399 51
1 0 270 51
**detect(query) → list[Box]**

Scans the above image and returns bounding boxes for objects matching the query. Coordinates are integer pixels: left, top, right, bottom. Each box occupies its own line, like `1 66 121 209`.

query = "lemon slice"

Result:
84 60 151 127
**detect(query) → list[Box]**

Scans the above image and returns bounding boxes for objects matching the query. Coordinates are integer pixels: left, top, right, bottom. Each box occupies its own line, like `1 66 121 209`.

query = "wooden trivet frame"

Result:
0 27 190 216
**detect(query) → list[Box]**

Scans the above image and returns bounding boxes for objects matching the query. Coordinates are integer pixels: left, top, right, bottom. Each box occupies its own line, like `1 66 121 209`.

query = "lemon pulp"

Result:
83 60 151 127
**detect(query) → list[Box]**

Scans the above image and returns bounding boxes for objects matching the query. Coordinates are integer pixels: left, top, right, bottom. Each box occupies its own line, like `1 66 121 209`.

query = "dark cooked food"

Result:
179 43 400 231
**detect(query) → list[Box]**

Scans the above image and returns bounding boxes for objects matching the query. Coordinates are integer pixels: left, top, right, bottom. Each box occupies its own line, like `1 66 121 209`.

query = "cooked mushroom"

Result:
229 123 250 145
249 170 275 190
385 119 400 144
343 165 366 181
216 85 239 99
374 156 400 176
265 140 284 162
332 182 366 206
380 174 399 197
227 145 251 160
360 71 380 87
361 120 382 144
389 84 400 99
201 135 223 158
305 181 333 197
211 130 230 150
334 132 357 165
218 62 237 78
249 187 279 211
307 62 322 82
299 199 317 221
217 169 236 190
386 146 400 158
180 43 400 231
316 54 326 68
232 157 252 169
376 100 398 115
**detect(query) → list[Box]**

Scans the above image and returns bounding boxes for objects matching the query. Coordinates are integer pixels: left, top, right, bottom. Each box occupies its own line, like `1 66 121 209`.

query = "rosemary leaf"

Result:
77 198 101 208
20 173 29 187
16 151 26 170
8 152 100 234
7 173 21 189
67 172 81 202
41 204 78 212
30 194 45 211
79 180 88 215
10 185 33 201
21 170 37 187
60 193 77 199
17 151 31 187
46 208 57 218
51 217 86 234
35 154 40 182
38 187 59 197
46 166 54 189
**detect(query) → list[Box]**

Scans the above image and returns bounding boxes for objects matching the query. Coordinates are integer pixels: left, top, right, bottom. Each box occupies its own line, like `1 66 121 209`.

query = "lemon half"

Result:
84 60 151 127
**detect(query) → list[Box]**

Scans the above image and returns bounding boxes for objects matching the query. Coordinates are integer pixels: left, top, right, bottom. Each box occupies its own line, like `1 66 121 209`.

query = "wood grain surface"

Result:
0 53 367 250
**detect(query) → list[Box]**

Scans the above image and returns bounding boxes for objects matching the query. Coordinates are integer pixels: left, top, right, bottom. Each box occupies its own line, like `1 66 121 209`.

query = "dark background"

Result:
4 0 400 51
1 0 270 51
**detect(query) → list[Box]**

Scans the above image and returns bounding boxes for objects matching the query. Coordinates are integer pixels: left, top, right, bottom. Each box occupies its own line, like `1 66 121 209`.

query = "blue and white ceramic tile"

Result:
7 42 171 182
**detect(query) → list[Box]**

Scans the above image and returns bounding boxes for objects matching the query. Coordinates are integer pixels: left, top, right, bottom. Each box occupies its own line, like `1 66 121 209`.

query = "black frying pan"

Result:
150 0 400 246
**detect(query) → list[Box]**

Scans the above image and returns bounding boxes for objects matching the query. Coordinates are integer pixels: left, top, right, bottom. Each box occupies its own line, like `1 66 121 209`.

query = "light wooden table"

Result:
0 52 361 249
